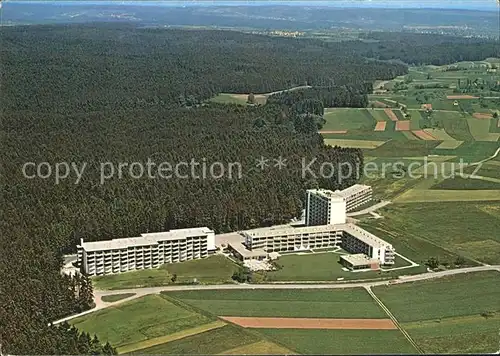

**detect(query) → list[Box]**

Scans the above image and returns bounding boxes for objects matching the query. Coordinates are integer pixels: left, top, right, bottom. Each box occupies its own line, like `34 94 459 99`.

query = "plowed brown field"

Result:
374 122 387 131
395 120 411 131
384 108 399 121
220 317 397 330
412 130 437 140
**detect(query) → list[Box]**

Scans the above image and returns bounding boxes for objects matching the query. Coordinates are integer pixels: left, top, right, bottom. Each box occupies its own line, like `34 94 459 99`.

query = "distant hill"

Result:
2 2 498 37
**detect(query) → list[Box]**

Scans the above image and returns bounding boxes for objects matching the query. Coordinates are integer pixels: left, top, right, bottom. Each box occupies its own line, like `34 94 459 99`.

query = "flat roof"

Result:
241 222 392 250
340 253 378 266
215 232 245 247
334 184 372 198
307 184 371 200
340 223 392 249
142 227 214 240
243 224 343 238
306 189 344 201
228 242 267 258
80 227 213 252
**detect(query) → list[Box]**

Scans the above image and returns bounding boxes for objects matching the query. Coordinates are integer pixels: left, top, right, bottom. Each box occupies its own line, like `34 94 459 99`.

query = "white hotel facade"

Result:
77 227 215 276
305 185 372 219
238 184 393 266
242 223 394 265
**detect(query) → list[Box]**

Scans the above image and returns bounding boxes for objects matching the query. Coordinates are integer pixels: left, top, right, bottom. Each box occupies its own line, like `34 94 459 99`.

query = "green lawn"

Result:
209 93 247 105
362 202 500 264
71 294 212 348
159 254 241 283
263 251 420 282
322 129 405 141
259 329 417 355
165 288 387 319
93 255 240 290
132 325 261 355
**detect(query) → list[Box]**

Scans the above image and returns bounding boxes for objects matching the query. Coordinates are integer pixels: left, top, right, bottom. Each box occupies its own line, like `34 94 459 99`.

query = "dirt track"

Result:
220 316 397 330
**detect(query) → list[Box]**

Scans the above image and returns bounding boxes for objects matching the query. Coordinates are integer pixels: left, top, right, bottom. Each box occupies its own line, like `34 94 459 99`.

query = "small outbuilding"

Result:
228 242 268 261
339 254 380 271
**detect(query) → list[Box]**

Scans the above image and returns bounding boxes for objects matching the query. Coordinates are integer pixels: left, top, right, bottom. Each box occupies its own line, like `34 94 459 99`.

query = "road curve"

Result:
53 264 499 325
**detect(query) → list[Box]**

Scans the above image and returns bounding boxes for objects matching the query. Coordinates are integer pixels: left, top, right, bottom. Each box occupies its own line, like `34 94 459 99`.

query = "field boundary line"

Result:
364 286 423 354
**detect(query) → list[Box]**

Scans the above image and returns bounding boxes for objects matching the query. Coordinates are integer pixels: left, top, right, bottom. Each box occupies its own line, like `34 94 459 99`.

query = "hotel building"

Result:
335 184 373 212
341 224 395 265
305 189 347 226
305 185 372 219
243 224 344 253
77 227 215 276
241 223 394 265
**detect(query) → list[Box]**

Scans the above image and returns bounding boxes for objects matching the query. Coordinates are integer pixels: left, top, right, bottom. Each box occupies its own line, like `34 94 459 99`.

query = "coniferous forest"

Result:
2 24 496 354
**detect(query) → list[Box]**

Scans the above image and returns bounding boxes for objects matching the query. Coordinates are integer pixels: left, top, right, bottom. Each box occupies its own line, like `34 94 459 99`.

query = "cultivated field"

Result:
166 288 419 354
88 60 500 355
218 340 296 355
131 325 263 355
361 202 500 265
395 120 410 131
374 121 386 131
221 317 397 330
258 329 417 354
324 138 386 149
372 272 500 354
70 294 216 352
165 288 388 319
435 140 463 149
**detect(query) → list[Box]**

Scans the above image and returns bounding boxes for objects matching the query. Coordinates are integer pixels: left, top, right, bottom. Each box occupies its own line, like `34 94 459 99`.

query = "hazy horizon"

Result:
6 0 500 11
